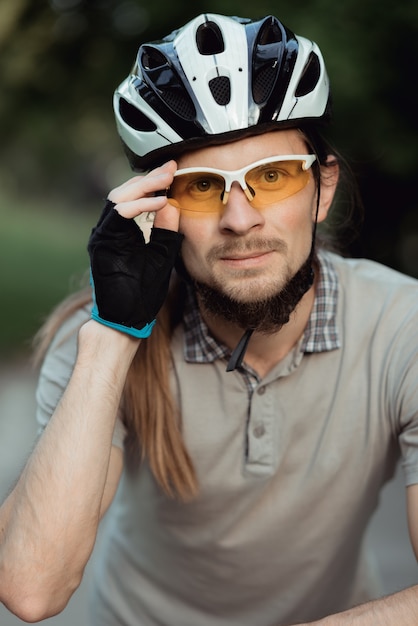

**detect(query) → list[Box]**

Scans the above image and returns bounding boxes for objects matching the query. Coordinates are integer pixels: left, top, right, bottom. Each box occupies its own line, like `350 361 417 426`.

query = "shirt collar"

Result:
183 248 340 365
301 249 341 353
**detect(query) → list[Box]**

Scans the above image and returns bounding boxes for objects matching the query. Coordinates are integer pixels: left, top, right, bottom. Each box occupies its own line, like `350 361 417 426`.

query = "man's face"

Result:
177 129 327 309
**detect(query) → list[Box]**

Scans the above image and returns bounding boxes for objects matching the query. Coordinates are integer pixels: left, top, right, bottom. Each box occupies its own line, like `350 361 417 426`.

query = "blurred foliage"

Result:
0 195 91 355
0 0 418 354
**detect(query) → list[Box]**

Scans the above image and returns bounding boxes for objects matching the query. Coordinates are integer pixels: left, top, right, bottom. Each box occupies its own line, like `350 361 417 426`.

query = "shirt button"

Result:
253 424 266 438
257 386 266 395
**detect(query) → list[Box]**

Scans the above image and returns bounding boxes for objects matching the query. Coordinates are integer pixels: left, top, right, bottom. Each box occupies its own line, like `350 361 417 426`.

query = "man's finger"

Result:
153 202 180 232
114 195 168 219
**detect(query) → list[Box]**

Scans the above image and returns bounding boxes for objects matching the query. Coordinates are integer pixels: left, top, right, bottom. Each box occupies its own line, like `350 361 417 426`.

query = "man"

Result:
1 13 418 625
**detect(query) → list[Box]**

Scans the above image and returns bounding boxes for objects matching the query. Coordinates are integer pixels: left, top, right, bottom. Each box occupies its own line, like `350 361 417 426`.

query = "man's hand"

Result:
88 161 183 338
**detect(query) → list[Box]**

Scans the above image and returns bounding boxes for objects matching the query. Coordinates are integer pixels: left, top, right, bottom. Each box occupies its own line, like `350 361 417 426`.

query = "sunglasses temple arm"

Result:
303 155 317 170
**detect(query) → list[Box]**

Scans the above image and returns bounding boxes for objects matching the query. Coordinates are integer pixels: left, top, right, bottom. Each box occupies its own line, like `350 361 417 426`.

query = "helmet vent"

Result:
196 21 225 55
139 44 196 121
208 76 231 105
119 97 157 131
295 52 321 97
253 65 279 104
159 90 196 121
252 17 286 105
141 46 169 70
257 18 283 45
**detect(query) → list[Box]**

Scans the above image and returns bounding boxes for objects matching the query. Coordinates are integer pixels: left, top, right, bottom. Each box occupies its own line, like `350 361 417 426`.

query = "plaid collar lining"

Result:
183 249 340 365
301 250 340 353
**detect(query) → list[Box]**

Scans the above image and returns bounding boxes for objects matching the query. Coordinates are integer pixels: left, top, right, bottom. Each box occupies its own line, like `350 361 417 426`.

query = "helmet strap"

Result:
226 329 254 372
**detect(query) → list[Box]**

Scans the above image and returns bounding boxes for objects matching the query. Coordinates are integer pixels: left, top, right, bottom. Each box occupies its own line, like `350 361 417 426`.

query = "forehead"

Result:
176 129 309 170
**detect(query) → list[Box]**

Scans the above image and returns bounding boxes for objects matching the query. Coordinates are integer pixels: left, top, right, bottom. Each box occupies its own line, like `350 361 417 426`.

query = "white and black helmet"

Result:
114 13 331 171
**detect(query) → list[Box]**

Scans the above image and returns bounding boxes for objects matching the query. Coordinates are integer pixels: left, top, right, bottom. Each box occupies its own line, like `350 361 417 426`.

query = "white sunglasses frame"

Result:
171 154 317 206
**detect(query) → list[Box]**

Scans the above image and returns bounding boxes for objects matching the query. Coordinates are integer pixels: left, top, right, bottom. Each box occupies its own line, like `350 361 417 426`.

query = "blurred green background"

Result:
1 0 417 359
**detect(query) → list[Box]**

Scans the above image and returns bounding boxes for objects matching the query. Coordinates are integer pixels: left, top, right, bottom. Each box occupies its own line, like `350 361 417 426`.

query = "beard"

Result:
190 249 315 335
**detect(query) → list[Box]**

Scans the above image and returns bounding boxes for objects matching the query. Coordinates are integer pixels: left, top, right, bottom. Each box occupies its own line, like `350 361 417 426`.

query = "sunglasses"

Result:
166 154 317 213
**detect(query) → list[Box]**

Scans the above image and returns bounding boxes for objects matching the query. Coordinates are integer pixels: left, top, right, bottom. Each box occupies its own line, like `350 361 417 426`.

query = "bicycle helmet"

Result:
114 13 331 171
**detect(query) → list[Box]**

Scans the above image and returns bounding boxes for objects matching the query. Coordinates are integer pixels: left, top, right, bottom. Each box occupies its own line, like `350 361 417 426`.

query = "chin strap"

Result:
226 329 254 372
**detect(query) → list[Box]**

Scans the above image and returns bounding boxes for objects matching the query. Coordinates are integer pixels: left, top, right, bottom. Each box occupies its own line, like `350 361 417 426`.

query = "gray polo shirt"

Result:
36 251 418 625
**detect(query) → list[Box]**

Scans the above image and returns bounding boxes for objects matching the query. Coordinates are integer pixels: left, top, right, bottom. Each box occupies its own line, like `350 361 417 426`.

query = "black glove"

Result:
87 200 183 338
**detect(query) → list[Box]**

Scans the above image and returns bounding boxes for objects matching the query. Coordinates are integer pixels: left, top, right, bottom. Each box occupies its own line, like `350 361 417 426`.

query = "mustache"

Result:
206 238 287 262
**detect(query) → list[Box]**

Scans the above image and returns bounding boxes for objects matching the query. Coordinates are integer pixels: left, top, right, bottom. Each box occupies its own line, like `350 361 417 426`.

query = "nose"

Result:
218 183 264 235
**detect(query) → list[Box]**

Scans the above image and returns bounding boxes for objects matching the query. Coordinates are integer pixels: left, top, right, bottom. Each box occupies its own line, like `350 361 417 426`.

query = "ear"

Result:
316 156 339 223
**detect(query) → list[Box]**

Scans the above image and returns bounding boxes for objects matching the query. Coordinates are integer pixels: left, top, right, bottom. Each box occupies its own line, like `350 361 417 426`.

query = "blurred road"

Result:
0 361 417 624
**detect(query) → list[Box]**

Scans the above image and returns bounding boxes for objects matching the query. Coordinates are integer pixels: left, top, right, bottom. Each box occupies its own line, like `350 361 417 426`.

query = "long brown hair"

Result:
121 278 198 500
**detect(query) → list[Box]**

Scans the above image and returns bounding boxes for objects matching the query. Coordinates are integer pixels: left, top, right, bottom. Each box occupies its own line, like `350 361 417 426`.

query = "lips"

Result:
221 250 271 261
207 238 286 265
218 250 276 271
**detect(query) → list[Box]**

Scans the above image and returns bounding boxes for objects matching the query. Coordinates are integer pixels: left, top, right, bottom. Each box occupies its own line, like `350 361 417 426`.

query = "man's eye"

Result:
263 169 281 183
188 176 223 195
194 179 212 192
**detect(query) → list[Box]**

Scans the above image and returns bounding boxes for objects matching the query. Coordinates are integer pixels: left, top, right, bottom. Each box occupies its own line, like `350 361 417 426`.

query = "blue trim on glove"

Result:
89 270 156 338
90 308 156 338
